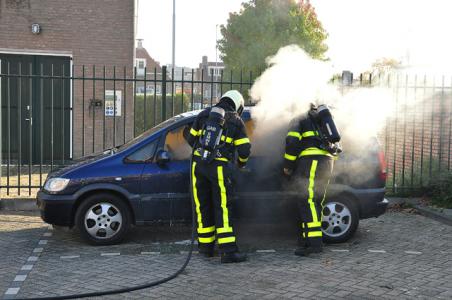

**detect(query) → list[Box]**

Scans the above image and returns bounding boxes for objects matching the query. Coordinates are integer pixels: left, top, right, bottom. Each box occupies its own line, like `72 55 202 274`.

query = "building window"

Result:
137 59 146 69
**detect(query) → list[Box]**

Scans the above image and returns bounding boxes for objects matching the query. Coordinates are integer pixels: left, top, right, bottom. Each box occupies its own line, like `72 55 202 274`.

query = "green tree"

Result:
371 57 401 74
219 0 328 78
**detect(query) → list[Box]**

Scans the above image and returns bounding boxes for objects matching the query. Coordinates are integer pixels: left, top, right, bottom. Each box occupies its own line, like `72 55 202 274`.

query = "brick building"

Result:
196 55 224 101
0 0 136 161
135 39 163 94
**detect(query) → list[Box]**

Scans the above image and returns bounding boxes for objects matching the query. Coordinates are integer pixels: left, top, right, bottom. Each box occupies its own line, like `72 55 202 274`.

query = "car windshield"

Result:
117 115 187 152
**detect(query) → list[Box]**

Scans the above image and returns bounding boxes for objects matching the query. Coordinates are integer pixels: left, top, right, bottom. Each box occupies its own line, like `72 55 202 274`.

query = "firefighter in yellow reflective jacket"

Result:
283 104 339 256
187 90 251 263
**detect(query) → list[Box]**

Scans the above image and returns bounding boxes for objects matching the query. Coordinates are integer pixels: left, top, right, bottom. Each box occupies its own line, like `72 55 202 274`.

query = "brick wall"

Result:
379 88 452 191
0 0 135 158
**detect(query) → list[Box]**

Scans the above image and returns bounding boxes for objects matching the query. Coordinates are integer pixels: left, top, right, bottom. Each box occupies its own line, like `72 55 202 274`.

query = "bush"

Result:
425 171 452 208
134 93 193 136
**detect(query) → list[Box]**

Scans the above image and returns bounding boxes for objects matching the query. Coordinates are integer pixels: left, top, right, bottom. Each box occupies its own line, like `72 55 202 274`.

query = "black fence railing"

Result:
363 73 452 195
0 64 254 197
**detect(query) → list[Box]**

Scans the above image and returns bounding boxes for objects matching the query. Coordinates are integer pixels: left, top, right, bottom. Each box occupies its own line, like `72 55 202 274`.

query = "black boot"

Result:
198 244 215 258
294 246 322 257
220 252 248 263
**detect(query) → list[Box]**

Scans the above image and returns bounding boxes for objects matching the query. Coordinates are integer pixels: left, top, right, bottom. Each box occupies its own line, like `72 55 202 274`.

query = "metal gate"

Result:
0 54 71 164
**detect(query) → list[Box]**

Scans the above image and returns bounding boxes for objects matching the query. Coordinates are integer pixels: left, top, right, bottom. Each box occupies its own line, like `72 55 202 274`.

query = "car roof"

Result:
177 107 252 122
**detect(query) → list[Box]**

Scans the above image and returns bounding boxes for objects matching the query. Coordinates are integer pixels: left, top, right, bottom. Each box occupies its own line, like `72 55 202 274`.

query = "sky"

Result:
136 0 243 69
137 0 452 74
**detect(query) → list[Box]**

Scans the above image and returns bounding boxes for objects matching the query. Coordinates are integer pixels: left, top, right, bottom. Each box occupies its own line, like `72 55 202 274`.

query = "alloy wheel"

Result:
84 202 123 239
322 201 352 237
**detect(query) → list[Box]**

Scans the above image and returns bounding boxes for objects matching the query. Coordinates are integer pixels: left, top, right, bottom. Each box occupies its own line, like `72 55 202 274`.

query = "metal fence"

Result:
355 73 452 195
1 65 452 197
0 63 254 197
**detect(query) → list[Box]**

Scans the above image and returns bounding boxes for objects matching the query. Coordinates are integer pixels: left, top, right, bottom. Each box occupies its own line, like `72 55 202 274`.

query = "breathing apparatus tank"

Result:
317 104 341 143
310 104 342 155
199 106 226 162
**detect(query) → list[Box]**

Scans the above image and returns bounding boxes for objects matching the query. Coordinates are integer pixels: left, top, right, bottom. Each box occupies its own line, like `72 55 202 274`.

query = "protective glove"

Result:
237 161 247 169
283 168 293 178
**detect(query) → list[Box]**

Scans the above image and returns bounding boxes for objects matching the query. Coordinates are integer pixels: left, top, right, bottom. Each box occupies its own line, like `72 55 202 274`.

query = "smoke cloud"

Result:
250 45 394 157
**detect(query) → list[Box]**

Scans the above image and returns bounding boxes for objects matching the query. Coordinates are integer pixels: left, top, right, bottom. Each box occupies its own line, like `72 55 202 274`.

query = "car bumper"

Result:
36 191 76 226
354 188 388 219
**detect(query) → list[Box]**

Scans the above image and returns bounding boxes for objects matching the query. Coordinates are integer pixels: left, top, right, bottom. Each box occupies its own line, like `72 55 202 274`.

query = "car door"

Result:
140 121 193 222
233 118 292 221
234 118 285 193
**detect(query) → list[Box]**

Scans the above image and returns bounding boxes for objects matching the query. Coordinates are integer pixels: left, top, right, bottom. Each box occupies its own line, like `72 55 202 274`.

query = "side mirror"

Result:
156 150 171 166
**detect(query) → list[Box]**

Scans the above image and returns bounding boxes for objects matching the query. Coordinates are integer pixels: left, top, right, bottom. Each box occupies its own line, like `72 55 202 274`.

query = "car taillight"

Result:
377 151 387 181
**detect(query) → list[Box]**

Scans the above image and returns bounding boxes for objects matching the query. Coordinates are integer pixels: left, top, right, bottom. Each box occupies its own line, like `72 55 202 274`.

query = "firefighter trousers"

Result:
293 155 334 248
191 158 238 253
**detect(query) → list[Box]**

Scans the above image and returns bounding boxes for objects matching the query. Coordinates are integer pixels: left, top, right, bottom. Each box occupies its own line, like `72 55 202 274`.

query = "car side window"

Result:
164 123 193 161
125 139 158 162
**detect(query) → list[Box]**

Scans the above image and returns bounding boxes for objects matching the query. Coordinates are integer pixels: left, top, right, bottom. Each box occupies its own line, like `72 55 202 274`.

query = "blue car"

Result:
37 108 388 245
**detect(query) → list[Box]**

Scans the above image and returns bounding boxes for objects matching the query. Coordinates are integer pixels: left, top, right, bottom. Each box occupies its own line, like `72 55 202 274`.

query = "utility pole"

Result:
172 0 176 69
215 24 218 68
215 24 219 99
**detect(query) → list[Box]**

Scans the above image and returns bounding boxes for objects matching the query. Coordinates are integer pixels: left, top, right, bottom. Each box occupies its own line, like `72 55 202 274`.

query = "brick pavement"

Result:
0 212 48 298
0 211 451 299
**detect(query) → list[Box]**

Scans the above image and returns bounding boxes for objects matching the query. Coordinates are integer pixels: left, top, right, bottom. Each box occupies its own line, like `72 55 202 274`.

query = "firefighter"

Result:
283 103 340 256
187 90 251 263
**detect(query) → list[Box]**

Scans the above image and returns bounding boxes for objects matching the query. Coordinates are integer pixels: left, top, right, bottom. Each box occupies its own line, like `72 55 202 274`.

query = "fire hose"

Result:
17 155 197 300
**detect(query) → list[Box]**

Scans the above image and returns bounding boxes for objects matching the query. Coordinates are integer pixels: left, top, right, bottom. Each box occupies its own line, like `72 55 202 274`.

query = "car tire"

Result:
322 196 359 244
75 193 131 245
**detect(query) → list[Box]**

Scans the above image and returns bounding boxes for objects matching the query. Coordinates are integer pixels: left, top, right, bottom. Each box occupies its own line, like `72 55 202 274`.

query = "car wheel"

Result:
321 196 359 244
75 193 131 245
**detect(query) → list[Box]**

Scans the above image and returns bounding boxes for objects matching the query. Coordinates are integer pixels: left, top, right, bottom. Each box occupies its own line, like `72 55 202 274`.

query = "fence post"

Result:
162 65 167 121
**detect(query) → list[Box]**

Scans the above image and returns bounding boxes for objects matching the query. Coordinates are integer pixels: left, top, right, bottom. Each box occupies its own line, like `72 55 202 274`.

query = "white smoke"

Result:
249 45 395 155
332 87 394 149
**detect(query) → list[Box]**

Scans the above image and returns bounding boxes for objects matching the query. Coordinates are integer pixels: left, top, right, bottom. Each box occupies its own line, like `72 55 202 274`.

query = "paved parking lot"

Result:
1 210 451 299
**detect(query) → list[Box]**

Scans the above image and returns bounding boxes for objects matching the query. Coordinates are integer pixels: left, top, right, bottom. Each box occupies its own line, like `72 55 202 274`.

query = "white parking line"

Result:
330 249 350 252
5 229 51 299
174 240 192 245
368 249 387 253
405 251 422 255
14 275 27 282
141 251 159 255
256 249 276 253
60 255 80 259
179 251 194 255
101 252 120 256
5 288 20 295
21 265 33 271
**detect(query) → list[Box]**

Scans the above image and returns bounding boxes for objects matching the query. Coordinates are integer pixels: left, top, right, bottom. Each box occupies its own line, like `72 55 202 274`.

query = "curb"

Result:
0 198 37 211
386 197 452 227
386 197 422 207
414 205 452 227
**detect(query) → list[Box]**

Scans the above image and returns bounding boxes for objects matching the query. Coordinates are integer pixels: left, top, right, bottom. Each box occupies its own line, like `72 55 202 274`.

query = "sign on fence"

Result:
105 90 122 117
